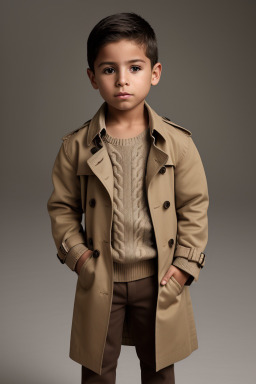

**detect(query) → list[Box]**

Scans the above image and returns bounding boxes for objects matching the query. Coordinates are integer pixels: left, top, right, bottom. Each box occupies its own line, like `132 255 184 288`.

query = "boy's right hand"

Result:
75 249 93 275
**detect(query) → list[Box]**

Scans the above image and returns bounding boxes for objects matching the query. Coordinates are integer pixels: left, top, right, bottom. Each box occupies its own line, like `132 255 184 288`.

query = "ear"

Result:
151 62 162 86
87 68 99 90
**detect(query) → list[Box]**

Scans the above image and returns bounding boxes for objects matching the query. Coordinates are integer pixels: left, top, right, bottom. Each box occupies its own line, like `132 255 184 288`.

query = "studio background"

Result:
1 1 255 383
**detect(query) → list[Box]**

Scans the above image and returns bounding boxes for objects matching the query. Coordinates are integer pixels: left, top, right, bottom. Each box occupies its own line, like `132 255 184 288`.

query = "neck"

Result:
105 101 148 129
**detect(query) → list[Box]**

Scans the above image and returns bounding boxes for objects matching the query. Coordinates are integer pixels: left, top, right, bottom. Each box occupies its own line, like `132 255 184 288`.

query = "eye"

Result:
103 67 115 74
130 65 141 72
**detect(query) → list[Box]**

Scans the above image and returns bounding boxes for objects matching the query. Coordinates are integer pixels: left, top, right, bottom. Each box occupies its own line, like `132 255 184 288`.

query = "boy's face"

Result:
87 39 162 112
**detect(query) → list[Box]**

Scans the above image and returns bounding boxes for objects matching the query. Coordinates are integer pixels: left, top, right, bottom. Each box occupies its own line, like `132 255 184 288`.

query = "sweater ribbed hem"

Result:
113 258 157 282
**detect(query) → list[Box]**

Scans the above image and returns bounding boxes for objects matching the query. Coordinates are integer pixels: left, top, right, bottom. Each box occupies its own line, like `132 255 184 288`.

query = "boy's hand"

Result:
75 249 93 275
160 265 190 287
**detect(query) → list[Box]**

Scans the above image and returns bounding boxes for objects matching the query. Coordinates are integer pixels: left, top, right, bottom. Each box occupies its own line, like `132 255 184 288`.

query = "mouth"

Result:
115 93 132 99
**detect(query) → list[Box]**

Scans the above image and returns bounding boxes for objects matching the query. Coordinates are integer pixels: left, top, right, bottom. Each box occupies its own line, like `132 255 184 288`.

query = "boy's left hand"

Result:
160 265 190 287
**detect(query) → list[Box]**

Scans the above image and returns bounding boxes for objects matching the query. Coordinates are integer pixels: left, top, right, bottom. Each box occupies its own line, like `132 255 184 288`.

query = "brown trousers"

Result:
82 274 175 383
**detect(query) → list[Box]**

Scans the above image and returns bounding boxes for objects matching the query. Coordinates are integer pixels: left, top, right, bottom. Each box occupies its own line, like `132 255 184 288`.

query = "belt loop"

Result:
188 247 194 261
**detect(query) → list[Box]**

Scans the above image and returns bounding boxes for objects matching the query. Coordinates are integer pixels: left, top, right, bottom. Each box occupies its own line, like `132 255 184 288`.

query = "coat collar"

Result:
86 100 167 147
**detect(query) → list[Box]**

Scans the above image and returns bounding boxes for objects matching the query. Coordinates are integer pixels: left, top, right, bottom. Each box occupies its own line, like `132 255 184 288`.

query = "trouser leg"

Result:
127 274 175 384
81 282 126 384
140 360 175 384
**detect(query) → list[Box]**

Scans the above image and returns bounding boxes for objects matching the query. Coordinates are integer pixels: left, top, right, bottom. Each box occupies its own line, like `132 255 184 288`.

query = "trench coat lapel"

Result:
87 147 114 203
86 101 173 204
144 101 171 195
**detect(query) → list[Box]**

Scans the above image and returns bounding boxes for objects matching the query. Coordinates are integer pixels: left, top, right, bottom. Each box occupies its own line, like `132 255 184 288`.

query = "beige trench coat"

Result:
47 100 209 375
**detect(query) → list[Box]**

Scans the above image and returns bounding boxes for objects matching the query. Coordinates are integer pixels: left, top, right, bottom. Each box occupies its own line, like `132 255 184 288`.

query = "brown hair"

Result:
87 12 158 73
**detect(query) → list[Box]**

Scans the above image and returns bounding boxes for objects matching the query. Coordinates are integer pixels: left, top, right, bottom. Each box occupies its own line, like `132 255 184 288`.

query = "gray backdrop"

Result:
1 0 255 383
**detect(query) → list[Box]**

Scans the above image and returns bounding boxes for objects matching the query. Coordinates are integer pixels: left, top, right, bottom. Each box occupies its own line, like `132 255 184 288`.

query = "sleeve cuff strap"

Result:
174 244 206 267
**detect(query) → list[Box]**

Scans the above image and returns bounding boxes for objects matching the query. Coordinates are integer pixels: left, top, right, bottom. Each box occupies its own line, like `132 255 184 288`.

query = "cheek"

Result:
137 76 152 92
137 72 152 84
97 84 109 97
99 78 112 91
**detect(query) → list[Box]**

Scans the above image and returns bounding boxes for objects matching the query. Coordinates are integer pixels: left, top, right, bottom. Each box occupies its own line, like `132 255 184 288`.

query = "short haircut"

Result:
87 12 158 73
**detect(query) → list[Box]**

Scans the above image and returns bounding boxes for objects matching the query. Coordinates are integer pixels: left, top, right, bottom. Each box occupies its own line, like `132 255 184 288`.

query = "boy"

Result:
47 12 209 384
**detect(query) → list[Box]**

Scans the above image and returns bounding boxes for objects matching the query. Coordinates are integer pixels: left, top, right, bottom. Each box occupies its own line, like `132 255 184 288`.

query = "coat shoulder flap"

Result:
162 116 192 136
62 119 91 141
60 119 92 173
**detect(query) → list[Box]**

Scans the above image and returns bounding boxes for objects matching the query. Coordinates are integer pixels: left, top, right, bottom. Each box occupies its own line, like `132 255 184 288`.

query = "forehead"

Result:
95 39 149 64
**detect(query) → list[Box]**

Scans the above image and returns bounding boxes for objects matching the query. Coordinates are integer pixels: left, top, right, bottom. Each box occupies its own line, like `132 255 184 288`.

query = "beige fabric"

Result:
66 243 89 271
47 100 209 375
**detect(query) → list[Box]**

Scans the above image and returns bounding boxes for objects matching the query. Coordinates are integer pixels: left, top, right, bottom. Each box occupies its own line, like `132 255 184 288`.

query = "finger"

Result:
161 272 173 285
161 264 180 285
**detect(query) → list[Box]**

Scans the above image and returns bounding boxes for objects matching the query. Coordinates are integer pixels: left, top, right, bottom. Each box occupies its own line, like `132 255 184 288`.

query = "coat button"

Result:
163 200 170 209
89 198 96 207
159 166 166 174
168 238 174 248
92 249 100 258
91 147 98 154
88 237 93 247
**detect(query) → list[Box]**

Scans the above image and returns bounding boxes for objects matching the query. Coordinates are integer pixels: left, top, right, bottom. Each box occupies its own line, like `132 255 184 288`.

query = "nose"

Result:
115 69 129 87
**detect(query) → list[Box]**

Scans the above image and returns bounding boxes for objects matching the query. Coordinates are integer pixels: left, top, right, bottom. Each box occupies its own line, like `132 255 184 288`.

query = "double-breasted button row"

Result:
168 238 174 248
92 249 100 258
159 166 166 174
163 200 170 209
86 237 99 258
89 198 96 207
88 197 100 259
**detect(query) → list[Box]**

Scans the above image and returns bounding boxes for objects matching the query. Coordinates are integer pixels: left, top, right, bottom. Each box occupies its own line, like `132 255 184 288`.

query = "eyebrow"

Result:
97 59 146 68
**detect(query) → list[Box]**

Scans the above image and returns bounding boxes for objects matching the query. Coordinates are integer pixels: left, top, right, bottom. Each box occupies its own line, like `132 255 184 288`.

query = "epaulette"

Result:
62 119 91 140
162 116 192 136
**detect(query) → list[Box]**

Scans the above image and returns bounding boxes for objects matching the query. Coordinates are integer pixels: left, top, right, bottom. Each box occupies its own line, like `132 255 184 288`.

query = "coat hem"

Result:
69 350 102 375
156 344 198 372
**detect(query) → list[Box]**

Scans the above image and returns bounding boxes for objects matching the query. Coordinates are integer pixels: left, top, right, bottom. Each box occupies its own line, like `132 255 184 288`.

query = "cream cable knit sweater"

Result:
102 128 158 282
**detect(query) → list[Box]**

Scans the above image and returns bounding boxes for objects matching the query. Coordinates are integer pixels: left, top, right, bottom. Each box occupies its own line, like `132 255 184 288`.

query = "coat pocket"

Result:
78 252 95 290
158 275 184 310
170 275 183 293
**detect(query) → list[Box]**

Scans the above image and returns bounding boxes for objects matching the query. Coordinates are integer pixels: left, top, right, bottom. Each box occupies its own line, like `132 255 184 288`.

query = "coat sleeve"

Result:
172 135 209 285
47 141 89 271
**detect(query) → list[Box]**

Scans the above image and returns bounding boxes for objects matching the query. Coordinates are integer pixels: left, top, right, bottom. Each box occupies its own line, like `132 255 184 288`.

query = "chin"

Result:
108 101 134 110
111 99 145 110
